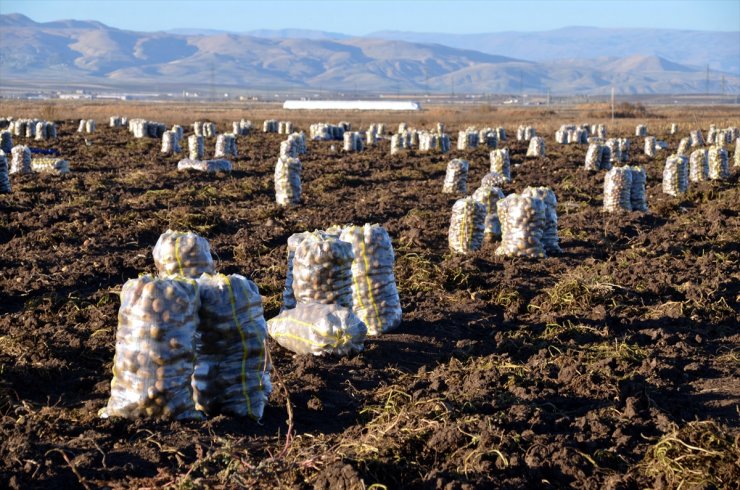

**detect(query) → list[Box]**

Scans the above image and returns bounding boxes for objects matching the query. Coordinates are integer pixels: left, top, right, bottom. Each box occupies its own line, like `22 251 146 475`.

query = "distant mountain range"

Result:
1 13 738 95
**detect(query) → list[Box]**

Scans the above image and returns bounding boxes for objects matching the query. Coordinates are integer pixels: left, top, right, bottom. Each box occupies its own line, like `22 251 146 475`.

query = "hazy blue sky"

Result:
2 0 739 33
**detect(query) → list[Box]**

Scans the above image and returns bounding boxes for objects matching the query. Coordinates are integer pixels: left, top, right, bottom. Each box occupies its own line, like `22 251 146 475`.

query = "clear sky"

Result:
2 0 738 33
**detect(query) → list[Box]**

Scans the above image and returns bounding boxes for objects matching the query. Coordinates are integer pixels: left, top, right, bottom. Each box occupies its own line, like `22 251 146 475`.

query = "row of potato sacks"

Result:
269 224 402 356
100 230 271 421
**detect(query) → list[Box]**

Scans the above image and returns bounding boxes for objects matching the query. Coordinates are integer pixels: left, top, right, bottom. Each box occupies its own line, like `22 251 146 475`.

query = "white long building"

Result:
283 100 421 111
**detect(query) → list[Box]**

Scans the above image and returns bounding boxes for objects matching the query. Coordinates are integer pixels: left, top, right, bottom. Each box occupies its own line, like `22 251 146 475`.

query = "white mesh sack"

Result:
293 232 354 307
177 158 232 173
152 230 215 278
274 156 302 206
215 134 237 158
662 155 688 196
584 143 604 172
603 167 633 212
0 151 10 193
526 137 545 157
339 224 402 335
495 194 546 258
442 158 469 194
708 147 729 180
481 171 507 188
0 130 12 154
472 186 505 236
161 131 180 155
188 135 204 160
268 303 367 356
522 186 560 253
31 158 69 174
489 148 511 181
677 137 690 157
193 273 271 419
690 130 704 147
282 231 311 311
635 125 647 137
734 139 740 168
9 145 31 175
627 166 648 212
448 197 486 254
689 149 708 182
99 275 202 420
618 138 630 163
644 137 656 158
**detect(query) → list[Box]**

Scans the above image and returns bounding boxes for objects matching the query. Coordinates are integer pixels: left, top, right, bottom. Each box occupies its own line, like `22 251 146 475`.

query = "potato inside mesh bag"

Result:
193 273 272 419
339 224 402 335
449 197 486 254
472 186 504 236
282 231 311 310
152 229 215 278
100 275 202 420
495 194 546 258
293 231 354 307
521 186 560 253
267 303 367 356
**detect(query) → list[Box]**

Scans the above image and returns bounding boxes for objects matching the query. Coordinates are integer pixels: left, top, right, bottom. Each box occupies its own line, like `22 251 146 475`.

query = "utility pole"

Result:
611 86 615 122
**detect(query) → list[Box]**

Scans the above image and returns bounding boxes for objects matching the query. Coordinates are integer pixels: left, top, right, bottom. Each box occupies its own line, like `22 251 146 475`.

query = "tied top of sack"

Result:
153 230 215 278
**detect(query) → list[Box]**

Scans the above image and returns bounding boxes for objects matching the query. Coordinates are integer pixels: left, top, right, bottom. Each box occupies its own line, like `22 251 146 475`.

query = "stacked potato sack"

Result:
735 139 740 168
555 124 574 144
130 119 149 138
99 275 203 420
585 143 605 171
603 167 633 212
478 128 498 148
644 136 657 157
9 145 31 175
343 132 364 152
153 231 216 278
274 156 302 206
662 155 688 196
149 122 166 138
449 197 487 254
269 232 366 356
670 123 679 135
489 148 511 181
526 136 545 157
215 134 238 158
627 166 648 212
618 138 630 163
34 121 57 141
202 122 217 138
193 273 271 419
677 137 691 157
516 125 536 141
706 125 718 144
457 129 479 150
442 158 469 194
521 186 560 253
77 119 96 134
690 129 705 147
390 134 403 155
178 159 232 173
495 194 546 258
339 224 402 335
496 127 507 141
31 158 69 174
708 147 729 180
689 149 709 182
604 139 622 168
1 130 13 153
635 125 647 137
161 131 181 155
277 121 293 135
188 135 204 160
232 120 252 136
172 125 184 141
263 120 279 133
472 186 505 236
0 151 10 193
110 116 123 127
281 232 312 311
481 171 506 188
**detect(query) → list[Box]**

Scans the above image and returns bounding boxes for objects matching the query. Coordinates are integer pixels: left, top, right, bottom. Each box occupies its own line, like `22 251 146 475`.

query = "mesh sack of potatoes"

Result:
526 136 545 157
215 134 238 158
193 273 271 419
152 230 215 278
644 136 656 157
670 123 679 135
489 148 511 181
677 137 690 157
442 158 469 194
293 231 354 307
10 145 31 175
495 194 546 258
339 224 402 335
735 139 740 168
472 185 505 236
188 135 204 160
282 232 311 310
0 151 10 193
635 125 647 137
481 171 507 188
618 138 630 163
662 155 688 196
603 167 633 212
522 186 560 253
689 149 708 182
449 197 486 254
390 134 402 155
31 158 69 174
177 158 232 173
603 139 620 167
161 131 180 155
1 130 12 154
267 303 367 356
99 275 202 420
690 130 704 147
584 143 604 171
708 147 729 180
627 166 648 212
274 156 302 206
